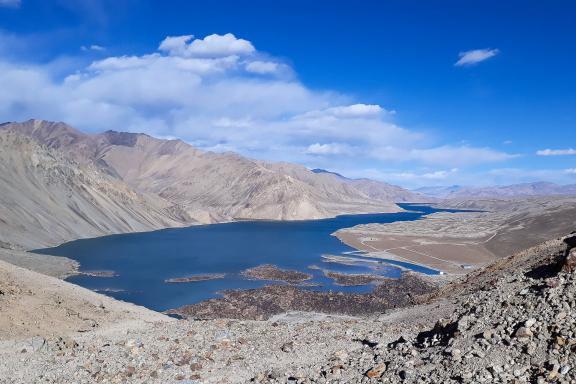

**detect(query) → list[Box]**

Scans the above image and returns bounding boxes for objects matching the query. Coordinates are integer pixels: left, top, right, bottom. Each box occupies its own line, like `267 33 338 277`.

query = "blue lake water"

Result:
34 204 463 311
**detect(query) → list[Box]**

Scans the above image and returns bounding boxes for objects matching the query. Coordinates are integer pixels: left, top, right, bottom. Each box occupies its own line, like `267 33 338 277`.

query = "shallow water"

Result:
34 204 463 311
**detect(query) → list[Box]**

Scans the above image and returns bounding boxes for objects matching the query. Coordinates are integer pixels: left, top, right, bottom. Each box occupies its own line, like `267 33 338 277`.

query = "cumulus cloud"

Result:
0 0 20 8
455 48 499 66
159 33 255 58
536 148 576 156
0 32 517 178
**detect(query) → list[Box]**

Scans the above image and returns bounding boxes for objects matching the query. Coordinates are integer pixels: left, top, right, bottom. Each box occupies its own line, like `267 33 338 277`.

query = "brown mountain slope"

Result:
346 178 427 202
0 131 190 249
310 168 428 203
1 120 400 224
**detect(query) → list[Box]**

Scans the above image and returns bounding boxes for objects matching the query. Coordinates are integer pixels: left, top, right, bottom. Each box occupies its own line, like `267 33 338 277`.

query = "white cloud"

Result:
422 168 459 179
81 44 105 52
387 168 459 181
297 104 387 119
536 148 576 156
455 48 499 66
566 168 576 174
159 33 255 58
0 0 20 8
305 143 355 155
0 32 517 180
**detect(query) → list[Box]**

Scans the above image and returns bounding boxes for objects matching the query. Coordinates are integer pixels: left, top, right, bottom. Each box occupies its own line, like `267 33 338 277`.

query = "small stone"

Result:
334 350 348 361
30 336 46 352
560 365 571 375
365 363 387 378
482 330 493 339
399 370 412 380
524 318 537 328
451 348 462 359
515 327 533 339
281 341 295 353
555 311 567 320
490 366 503 374
125 366 135 377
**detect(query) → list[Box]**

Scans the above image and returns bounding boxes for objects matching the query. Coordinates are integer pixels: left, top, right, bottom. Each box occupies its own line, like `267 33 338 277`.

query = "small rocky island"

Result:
164 273 226 283
241 264 313 284
80 270 118 278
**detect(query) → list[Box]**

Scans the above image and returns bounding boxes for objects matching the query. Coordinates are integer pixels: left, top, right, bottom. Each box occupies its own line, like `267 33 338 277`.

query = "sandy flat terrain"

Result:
335 197 576 274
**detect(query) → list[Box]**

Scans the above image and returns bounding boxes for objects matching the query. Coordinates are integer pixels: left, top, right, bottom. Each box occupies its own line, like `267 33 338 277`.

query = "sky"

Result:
0 0 575 188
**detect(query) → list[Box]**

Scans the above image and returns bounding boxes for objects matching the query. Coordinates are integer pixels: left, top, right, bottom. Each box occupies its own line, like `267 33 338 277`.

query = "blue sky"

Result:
0 0 575 188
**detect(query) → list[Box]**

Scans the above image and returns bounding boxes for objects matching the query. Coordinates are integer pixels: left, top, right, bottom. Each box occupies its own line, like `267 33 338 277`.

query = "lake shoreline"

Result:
25 207 415 282
31 204 458 312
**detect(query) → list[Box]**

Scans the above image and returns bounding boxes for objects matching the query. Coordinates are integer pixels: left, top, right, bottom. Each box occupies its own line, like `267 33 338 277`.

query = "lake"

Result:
34 204 462 312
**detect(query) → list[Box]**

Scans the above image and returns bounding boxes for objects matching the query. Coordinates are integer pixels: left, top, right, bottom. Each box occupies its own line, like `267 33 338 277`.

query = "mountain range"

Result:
0 120 421 248
415 182 576 199
311 168 426 202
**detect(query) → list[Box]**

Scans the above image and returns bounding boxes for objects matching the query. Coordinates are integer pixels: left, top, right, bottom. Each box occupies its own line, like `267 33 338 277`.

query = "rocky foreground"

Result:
1 233 575 383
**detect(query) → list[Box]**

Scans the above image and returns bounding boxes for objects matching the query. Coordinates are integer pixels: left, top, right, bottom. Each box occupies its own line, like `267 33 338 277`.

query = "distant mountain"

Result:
312 168 429 203
0 120 403 249
415 182 576 199
414 185 465 197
